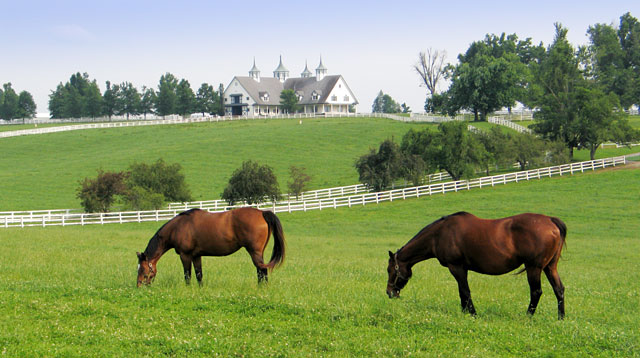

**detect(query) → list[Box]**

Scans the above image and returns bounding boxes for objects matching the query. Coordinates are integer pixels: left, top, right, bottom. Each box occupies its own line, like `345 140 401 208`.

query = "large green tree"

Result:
195 83 220 116
175 79 195 117
140 86 156 119
355 139 404 191
587 13 638 109
0 83 19 120
156 72 178 117
17 91 37 119
221 161 280 205
102 81 120 120
444 33 529 121
279 89 299 114
118 82 141 119
530 24 583 158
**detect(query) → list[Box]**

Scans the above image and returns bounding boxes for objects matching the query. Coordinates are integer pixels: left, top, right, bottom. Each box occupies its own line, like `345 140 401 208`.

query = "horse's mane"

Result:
397 211 469 253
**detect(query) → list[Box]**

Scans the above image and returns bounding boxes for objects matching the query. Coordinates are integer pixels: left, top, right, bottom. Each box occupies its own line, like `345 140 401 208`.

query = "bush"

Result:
76 170 127 213
355 139 403 191
122 186 165 211
125 159 192 203
221 160 280 205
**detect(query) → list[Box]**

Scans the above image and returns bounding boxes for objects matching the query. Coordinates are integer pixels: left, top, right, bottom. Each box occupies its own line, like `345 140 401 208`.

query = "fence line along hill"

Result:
1 156 628 228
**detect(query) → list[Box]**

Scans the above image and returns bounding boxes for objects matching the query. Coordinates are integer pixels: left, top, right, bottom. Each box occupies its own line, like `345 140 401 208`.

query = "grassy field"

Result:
0 166 638 357
2 116 640 212
0 117 434 210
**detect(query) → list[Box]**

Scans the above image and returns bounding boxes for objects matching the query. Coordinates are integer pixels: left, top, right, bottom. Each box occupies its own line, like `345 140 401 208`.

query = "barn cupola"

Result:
315 56 327 81
249 58 261 82
273 55 289 82
301 60 313 78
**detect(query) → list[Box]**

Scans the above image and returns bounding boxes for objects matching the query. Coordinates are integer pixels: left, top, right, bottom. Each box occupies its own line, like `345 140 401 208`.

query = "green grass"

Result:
0 167 638 357
0 117 434 210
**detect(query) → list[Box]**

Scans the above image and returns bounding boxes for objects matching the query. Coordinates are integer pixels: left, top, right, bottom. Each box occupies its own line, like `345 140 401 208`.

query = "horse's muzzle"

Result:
387 289 400 298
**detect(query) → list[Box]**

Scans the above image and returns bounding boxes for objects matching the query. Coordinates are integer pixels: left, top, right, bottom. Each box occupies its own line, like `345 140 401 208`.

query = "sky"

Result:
1 0 639 116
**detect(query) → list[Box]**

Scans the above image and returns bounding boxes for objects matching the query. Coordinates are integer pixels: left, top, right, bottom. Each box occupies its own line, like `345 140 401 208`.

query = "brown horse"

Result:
386 212 566 319
137 207 285 287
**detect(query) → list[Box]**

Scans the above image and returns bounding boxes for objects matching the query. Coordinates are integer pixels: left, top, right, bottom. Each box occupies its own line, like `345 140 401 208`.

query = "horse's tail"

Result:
262 210 286 271
550 216 567 252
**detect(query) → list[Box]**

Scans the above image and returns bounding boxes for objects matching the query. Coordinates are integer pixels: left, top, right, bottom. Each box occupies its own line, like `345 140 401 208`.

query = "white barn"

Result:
223 57 358 116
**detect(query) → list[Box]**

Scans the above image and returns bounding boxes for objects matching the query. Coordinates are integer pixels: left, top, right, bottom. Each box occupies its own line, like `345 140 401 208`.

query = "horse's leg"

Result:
193 256 203 287
526 266 543 316
247 249 268 284
448 265 476 315
179 254 192 285
544 263 565 320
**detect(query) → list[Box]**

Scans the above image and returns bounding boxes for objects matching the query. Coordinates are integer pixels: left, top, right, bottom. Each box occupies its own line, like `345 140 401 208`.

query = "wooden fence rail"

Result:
1 156 626 228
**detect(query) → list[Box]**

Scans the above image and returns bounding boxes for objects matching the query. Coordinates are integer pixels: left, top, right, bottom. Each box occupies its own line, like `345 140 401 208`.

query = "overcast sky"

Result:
1 0 638 116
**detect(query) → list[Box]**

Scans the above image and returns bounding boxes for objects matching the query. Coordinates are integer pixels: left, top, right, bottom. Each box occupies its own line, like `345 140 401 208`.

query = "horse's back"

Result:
438 212 564 274
172 208 268 256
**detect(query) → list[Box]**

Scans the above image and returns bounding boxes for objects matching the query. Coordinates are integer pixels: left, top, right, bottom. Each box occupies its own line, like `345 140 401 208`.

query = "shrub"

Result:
76 170 127 213
126 159 192 203
221 160 280 205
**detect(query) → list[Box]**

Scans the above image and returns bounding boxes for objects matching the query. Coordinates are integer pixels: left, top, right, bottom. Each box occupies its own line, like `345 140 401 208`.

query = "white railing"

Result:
0 156 626 228
488 117 533 133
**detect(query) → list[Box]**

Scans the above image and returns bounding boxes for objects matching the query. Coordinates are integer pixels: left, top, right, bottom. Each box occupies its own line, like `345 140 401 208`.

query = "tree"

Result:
400 128 439 184
126 158 192 204
84 82 103 119
175 79 195 117
510 132 546 170
102 81 120 120
475 126 514 174
140 86 156 119
437 121 486 180
588 13 640 109
287 165 312 200
77 170 127 213
371 90 401 113
444 33 528 120
221 161 281 205
118 82 141 119
195 83 219 116
531 24 583 158
0 83 19 120
17 91 37 119
156 72 178 117
354 139 404 191
280 89 299 114
573 86 638 159
400 103 411 113
414 48 447 97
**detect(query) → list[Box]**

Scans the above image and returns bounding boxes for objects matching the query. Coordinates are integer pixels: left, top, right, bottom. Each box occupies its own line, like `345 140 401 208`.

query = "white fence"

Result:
0 156 626 228
488 117 533 133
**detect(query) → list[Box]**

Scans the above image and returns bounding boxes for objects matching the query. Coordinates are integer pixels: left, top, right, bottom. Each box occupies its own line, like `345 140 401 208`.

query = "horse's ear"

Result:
388 251 394 258
137 252 146 261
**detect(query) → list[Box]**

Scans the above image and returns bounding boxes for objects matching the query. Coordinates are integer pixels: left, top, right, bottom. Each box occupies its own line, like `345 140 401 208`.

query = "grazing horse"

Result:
137 207 285 287
386 212 566 319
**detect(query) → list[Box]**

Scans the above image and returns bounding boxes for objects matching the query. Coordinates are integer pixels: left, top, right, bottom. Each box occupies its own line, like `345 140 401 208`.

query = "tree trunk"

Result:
473 109 478 122
590 144 597 161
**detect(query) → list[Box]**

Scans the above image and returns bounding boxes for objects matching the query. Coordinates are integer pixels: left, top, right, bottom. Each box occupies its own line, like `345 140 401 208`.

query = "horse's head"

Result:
136 252 156 287
386 251 411 298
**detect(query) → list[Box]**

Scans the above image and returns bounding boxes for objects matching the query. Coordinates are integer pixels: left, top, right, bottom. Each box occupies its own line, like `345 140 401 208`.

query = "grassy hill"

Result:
1 116 639 211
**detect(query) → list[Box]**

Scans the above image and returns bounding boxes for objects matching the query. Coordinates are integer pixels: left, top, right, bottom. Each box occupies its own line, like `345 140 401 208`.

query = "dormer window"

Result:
259 92 269 102
311 91 319 101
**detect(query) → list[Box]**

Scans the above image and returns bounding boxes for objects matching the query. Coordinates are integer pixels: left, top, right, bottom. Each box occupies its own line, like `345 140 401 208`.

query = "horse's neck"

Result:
144 234 171 263
398 233 434 267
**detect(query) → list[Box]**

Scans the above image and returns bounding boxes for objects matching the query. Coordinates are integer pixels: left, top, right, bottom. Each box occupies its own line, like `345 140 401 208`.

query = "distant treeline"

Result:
48 72 225 120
